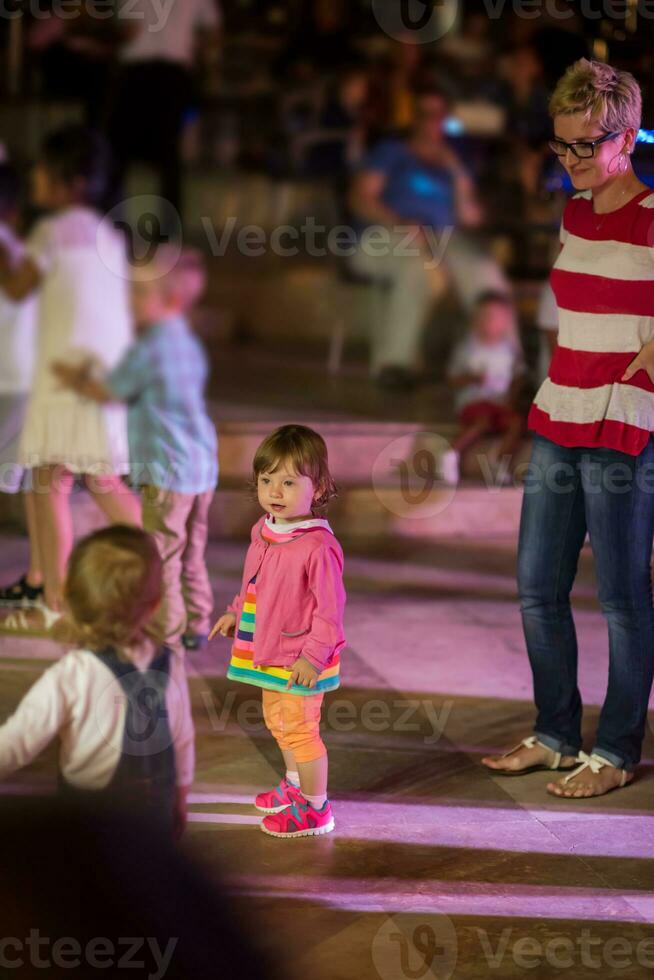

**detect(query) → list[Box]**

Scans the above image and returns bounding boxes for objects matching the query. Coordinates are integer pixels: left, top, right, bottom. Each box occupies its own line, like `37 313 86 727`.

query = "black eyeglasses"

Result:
548 131 619 159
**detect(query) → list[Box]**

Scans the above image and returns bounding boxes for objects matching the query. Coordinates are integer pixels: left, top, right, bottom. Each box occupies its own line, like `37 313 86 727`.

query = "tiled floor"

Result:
0 532 653 980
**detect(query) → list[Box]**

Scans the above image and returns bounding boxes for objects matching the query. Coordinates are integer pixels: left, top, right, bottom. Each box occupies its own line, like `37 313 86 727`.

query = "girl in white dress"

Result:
0 126 140 629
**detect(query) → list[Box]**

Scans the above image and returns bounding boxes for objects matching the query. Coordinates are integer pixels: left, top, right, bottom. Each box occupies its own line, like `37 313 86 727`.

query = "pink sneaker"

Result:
254 777 304 814
261 797 335 838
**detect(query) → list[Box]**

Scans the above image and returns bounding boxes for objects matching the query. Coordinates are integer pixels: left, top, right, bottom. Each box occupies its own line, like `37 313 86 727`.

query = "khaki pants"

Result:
351 229 508 374
142 486 215 651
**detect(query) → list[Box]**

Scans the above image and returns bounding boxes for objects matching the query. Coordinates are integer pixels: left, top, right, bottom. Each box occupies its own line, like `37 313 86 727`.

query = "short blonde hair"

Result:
64 525 163 653
549 58 642 135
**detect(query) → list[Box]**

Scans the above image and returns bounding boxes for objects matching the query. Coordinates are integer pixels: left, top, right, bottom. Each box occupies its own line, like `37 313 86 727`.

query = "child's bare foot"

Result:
482 736 577 775
547 753 633 799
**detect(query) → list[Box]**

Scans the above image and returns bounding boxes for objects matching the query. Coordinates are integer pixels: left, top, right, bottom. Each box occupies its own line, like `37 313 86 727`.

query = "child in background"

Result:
441 291 526 485
0 125 140 632
210 425 345 840
0 164 41 608
0 525 194 837
54 245 218 655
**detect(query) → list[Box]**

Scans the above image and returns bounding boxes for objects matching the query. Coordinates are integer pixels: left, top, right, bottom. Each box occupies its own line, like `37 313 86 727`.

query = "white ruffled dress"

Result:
19 207 131 475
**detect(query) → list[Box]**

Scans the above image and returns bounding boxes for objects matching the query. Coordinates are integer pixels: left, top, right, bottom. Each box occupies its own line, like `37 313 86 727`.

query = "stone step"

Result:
216 417 531 483
209 483 522 540
0 419 526 542
217 419 456 484
0 478 522 543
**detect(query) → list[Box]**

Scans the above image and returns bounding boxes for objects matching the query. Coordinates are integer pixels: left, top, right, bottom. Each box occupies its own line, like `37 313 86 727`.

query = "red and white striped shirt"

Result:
529 187 654 455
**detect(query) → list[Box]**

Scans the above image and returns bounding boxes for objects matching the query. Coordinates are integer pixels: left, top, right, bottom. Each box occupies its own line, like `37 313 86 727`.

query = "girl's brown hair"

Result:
252 424 337 512
63 525 163 653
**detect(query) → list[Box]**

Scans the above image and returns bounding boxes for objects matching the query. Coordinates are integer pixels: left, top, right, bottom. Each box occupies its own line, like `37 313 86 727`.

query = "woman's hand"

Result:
287 656 319 690
209 612 236 640
622 340 654 385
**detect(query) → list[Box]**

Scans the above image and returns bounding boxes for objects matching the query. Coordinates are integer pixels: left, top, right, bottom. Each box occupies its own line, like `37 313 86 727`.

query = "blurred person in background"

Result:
377 34 427 133
27 3 120 123
0 165 40 609
106 0 222 221
442 290 525 485
0 126 140 634
438 10 495 97
277 0 357 84
300 65 375 180
349 83 507 390
54 246 219 657
499 44 552 201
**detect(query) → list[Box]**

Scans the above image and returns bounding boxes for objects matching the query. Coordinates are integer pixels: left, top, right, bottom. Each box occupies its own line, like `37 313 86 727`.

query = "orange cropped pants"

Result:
261 690 326 763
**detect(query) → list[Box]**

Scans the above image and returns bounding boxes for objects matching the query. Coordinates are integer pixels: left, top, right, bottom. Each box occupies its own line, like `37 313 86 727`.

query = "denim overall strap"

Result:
60 647 177 824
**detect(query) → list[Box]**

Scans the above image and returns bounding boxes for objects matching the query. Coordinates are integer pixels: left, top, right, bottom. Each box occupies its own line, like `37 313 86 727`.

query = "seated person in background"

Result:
304 65 373 177
499 43 551 201
441 291 526 485
348 83 508 390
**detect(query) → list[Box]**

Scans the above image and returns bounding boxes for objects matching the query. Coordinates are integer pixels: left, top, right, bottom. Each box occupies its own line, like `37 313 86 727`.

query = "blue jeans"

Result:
517 434 654 771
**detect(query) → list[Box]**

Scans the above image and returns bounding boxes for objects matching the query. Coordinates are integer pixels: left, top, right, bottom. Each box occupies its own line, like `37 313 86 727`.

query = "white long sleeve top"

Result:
0 647 195 790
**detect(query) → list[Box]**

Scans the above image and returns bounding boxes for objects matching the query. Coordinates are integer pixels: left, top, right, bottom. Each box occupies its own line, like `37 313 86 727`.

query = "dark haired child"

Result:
0 125 140 633
210 425 346 840
442 291 526 484
0 525 194 836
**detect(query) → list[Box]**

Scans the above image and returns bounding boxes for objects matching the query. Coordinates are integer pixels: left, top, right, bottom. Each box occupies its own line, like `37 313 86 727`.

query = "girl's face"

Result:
257 462 318 522
552 112 633 192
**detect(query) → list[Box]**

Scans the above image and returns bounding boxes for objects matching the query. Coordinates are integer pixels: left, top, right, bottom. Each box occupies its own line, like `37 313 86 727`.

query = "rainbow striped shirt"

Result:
226 516 341 696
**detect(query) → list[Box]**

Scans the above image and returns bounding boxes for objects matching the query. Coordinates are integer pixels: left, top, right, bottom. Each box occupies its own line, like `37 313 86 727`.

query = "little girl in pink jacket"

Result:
210 424 346 839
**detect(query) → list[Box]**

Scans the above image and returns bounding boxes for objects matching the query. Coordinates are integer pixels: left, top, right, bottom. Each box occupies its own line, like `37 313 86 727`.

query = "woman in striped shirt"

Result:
483 59 654 798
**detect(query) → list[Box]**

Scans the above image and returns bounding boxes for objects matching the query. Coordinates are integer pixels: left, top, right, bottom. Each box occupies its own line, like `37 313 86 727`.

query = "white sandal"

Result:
552 751 632 796
489 735 579 776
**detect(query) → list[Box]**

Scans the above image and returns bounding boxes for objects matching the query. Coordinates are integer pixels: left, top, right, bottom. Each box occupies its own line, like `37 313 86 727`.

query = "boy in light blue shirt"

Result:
54 245 218 653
